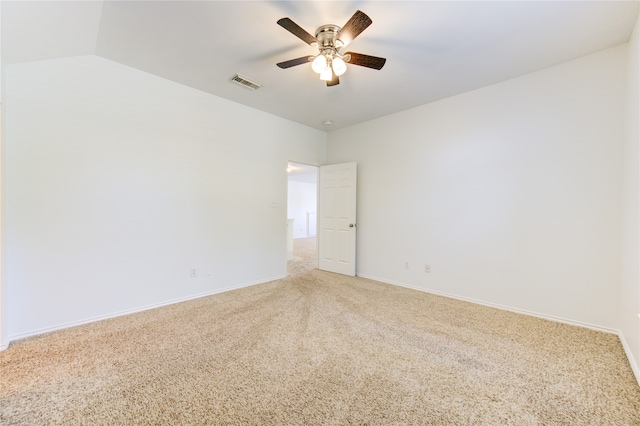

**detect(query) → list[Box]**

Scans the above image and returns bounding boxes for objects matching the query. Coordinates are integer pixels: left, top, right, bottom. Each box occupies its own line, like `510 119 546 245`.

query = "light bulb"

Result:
311 55 327 74
332 57 347 76
320 66 333 81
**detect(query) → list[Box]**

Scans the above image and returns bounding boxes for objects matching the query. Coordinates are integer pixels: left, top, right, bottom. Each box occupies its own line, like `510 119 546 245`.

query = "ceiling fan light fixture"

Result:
311 55 327 73
320 66 333 81
332 57 347 76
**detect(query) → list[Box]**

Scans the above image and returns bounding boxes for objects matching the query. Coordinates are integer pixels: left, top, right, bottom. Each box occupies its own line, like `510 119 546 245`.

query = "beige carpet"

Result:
2 237 639 425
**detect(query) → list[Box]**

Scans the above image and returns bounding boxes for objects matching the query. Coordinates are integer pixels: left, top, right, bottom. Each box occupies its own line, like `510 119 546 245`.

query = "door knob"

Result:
349 223 355 228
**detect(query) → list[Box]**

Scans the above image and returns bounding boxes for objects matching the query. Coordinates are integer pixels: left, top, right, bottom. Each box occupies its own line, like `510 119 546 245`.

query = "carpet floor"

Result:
1 237 639 425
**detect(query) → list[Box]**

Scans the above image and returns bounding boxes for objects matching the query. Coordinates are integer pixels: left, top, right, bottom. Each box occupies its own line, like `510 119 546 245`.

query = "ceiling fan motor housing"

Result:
315 24 343 48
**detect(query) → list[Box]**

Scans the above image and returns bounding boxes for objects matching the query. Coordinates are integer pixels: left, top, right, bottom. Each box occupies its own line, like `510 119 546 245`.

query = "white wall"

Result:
0 5 4 348
620 13 640 380
0 104 3 348
3 55 326 343
327 45 627 330
287 180 317 238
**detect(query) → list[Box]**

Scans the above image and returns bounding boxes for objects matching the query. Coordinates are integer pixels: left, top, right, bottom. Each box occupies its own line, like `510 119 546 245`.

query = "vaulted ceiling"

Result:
3 1 639 131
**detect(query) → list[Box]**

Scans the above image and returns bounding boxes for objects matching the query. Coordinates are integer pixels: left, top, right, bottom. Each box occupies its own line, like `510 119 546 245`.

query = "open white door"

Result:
318 162 357 276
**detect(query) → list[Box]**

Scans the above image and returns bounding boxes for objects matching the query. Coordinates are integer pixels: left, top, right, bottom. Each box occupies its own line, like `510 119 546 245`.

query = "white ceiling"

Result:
2 1 639 131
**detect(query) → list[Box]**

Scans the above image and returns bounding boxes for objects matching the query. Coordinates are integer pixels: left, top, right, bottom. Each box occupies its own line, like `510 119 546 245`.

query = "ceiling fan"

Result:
276 10 386 87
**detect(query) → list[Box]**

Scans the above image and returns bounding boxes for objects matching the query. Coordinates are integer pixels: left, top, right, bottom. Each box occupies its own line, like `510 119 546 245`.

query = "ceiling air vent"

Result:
231 74 261 90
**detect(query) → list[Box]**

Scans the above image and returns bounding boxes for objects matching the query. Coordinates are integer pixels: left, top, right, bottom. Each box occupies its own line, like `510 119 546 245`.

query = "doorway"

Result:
287 162 318 276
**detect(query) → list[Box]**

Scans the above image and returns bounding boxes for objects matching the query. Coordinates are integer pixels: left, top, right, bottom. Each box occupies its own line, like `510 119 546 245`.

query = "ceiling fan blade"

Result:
336 10 372 47
277 18 318 46
277 56 313 69
345 52 386 70
326 74 340 87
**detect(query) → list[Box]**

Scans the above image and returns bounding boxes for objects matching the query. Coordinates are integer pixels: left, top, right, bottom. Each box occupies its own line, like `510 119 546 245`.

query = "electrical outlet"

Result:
404 260 410 269
424 264 431 273
190 268 198 278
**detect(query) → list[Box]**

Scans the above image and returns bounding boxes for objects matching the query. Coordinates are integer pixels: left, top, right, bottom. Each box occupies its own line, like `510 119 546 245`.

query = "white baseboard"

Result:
6 272 640 389
358 273 640 386
619 331 640 387
357 274 619 334
5 274 286 347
